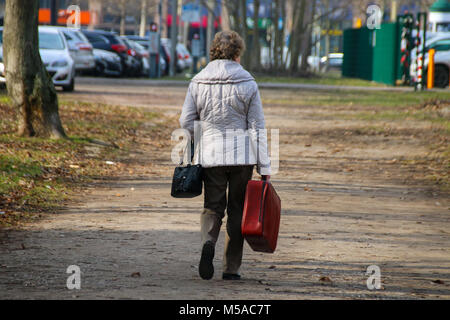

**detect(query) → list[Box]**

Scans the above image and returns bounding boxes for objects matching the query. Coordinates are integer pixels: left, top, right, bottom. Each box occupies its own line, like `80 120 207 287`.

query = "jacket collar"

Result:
192 59 254 84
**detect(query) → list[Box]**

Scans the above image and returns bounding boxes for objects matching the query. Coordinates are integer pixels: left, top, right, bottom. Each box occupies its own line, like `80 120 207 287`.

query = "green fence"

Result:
343 23 402 86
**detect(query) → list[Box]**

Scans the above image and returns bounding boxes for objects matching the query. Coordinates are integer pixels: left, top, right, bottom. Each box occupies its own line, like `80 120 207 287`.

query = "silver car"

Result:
39 26 76 91
58 27 95 73
0 26 76 91
177 43 193 69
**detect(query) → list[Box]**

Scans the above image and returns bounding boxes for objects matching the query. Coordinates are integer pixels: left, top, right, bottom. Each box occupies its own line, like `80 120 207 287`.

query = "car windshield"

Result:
71 31 85 42
39 32 65 50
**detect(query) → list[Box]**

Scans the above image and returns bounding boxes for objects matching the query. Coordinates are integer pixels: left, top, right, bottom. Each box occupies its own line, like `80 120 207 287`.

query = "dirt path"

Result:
1 82 449 299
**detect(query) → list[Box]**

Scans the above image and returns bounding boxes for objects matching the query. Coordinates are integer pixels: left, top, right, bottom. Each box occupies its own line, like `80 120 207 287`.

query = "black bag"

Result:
171 141 203 198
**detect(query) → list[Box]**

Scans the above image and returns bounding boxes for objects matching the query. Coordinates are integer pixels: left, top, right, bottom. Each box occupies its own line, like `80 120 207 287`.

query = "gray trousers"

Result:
201 165 254 274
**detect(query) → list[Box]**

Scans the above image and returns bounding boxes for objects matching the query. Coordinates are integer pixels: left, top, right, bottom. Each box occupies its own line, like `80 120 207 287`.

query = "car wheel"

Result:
96 62 106 76
62 77 75 92
434 65 449 88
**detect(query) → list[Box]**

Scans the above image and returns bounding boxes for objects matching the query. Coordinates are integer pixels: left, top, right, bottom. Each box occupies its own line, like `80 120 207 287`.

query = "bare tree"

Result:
119 0 126 35
287 0 307 73
205 0 216 60
251 0 261 71
271 0 286 71
139 0 148 37
239 0 250 68
3 0 66 138
221 0 231 31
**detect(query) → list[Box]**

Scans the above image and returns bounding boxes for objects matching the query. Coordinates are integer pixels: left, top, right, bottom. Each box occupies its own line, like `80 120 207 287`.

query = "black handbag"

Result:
171 141 203 198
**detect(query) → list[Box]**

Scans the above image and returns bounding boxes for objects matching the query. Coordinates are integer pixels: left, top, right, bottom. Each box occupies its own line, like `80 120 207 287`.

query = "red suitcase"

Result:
241 180 281 253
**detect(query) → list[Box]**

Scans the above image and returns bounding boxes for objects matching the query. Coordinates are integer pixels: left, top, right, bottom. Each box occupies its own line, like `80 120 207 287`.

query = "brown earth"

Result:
0 80 449 299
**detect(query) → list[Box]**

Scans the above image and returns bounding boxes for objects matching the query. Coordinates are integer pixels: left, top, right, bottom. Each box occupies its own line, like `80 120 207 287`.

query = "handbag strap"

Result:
180 140 195 166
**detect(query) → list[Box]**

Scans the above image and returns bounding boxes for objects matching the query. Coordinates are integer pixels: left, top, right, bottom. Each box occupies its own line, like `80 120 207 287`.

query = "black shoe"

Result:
222 273 241 280
199 241 215 280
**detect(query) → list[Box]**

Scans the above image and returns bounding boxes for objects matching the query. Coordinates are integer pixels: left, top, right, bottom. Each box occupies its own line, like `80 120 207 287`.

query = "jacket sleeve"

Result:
179 82 199 138
247 82 271 176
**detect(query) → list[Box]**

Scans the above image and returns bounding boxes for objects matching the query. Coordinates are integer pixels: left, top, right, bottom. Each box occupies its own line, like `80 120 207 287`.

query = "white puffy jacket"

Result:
180 59 271 175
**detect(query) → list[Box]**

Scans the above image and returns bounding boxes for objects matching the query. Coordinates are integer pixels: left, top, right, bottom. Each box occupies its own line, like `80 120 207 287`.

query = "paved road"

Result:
1 79 449 299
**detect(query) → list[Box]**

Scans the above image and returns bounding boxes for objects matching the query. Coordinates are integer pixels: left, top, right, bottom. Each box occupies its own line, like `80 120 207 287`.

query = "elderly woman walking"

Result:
180 31 271 280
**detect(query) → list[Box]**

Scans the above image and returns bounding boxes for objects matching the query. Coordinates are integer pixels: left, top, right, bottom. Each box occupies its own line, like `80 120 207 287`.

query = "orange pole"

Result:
427 49 435 89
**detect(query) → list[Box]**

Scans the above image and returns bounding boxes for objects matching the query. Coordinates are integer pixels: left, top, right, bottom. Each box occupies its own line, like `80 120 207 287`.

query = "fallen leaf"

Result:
131 272 141 278
319 276 332 283
432 280 445 285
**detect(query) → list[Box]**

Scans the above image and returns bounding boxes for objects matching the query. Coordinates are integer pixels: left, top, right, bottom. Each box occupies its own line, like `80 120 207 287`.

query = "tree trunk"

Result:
288 0 306 73
169 0 178 76
239 0 250 68
251 0 261 71
272 0 284 71
390 0 398 22
299 0 315 74
119 0 126 35
162 0 169 38
324 0 330 72
88 0 102 30
206 0 216 62
221 0 231 31
139 0 147 37
3 0 66 139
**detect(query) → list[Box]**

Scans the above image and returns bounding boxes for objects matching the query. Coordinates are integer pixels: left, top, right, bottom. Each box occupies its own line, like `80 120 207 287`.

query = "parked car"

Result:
81 29 137 76
161 38 184 72
177 43 192 69
90 48 122 77
320 53 343 72
411 34 450 61
159 53 167 76
125 35 168 76
58 27 95 73
121 36 149 76
411 49 450 88
38 26 76 91
125 35 150 50
410 34 450 88
0 26 76 91
130 39 151 75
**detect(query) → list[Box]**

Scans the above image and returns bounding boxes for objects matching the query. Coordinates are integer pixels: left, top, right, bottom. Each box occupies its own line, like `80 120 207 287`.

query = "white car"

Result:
411 50 450 88
177 43 193 69
38 26 76 91
161 38 186 72
0 27 75 91
58 27 95 73
410 34 450 88
320 53 343 72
